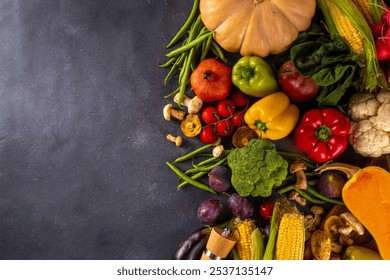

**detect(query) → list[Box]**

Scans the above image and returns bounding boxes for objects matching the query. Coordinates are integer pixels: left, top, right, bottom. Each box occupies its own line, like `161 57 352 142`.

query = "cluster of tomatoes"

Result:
199 91 249 144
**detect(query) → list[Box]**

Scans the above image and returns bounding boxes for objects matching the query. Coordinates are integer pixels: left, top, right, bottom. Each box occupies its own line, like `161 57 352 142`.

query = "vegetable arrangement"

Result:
160 0 390 260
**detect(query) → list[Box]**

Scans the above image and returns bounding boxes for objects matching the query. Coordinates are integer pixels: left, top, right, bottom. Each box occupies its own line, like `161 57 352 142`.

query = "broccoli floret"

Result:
227 138 288 197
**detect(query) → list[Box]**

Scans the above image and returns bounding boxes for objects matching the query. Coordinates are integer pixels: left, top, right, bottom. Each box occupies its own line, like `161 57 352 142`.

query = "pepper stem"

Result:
254 120 268 132
239 65 254 80
315 125 332 142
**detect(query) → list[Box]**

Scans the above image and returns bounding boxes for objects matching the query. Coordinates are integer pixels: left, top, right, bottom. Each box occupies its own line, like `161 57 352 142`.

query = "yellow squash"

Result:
200 0 316 57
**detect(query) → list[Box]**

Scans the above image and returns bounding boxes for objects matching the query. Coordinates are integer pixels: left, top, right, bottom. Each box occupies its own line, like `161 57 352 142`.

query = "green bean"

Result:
164 87 180 99
178 171 208 189
294 189 326 204
210 41 227 63
306 186 345 206
200 33 213 61
166 162 217 194
164 52 186 85
177 47 194 106
166 0 200 48
166 32 213 58
173 143 216 163
276 185 296 195
158 57 177 68
185 157 228 175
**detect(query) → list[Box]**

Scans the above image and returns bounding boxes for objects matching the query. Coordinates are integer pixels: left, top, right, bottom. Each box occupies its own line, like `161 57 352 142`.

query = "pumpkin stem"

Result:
314 162 361 179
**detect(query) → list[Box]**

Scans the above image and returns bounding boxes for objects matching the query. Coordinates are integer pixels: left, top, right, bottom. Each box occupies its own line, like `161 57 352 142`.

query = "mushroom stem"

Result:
163 104 186 121
289 191 307 206
166 134 182 147
315 162 361 179
290 160 308 189
173 94 203 114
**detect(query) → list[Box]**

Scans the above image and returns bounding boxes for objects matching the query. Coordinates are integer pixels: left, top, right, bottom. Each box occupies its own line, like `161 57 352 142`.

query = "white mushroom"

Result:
166 134 182 147
212 144 224 157
288 191 307 206
163 104 186 121
173 94 203 114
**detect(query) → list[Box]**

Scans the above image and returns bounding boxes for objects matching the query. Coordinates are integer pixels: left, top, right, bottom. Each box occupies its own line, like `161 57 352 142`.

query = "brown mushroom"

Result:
166 134 182 147
338 212 365 236
180 114 202 137
289 191 307 206
339 234 354 246
311 230 332 260
231 126 259 148
323 215 344 241
330 241 343 254
173 94 203 114
310 206 324 228
163 104 186 121
290 160 307 189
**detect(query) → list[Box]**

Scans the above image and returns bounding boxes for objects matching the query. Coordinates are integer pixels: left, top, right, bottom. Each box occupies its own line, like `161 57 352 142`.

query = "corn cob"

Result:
234 219 256 260
275 212 305 260
316 0 387 91
352 0 383 26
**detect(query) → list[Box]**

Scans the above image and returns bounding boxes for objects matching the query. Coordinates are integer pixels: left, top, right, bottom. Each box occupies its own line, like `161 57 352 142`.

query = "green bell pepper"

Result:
231 56 279 98
343 246 382 260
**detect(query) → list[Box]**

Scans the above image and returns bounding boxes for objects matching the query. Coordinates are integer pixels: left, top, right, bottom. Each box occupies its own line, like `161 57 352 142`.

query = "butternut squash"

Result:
199 0 316 57
316 163 390 260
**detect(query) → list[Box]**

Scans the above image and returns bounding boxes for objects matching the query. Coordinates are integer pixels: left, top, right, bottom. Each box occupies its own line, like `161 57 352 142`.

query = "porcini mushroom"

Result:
290 160 307 189
180 114 202 137
338 212 365 236
166 134 182 147
163 104 186 121
174 93 203 114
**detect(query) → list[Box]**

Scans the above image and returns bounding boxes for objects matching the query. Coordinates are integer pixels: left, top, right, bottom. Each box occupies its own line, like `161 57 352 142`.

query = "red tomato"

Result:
232 112 246 127
201 106 219 124
231 91 248 108
199 126 218 144
217 99 236 118
215 119 234 137
259 200 275 221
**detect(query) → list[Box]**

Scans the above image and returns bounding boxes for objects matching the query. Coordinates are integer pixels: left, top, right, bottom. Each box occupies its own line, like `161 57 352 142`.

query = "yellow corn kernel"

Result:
234 219 255 260
275 212 305 260
353 0 375 26
327 0 365 55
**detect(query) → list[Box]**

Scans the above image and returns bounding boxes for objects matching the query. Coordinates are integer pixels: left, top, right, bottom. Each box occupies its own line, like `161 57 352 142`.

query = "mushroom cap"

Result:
289 160 307 173
323 215 344 236
188 96 203 114
311 230 332 260
340 212 365 235
163 104 173 121
180 114 202 137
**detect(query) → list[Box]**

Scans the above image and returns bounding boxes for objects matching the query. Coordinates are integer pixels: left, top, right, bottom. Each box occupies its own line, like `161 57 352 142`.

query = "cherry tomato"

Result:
201 106 219 124
199 126 218 144
259 200 275 221
215 119 234 137
232 112 246 127
231 91 248 108
217 99 236 118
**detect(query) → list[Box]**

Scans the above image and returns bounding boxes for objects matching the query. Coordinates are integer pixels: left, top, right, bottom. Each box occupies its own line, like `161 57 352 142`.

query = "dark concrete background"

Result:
0 0 216 260
0 0 366 260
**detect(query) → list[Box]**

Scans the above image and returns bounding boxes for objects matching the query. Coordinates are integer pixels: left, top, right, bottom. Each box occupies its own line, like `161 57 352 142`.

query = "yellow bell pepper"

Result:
244 92 299 140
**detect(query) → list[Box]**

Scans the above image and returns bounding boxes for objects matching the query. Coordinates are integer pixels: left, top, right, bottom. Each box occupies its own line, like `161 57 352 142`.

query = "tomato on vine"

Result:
216 119 234 137
231 91 248 108
201 106 220 124
232 112 246 127
199 125 218 144
217 99 236 118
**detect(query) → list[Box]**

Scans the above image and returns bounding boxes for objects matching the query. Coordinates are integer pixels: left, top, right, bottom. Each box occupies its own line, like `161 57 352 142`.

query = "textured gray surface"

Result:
0 0 212 259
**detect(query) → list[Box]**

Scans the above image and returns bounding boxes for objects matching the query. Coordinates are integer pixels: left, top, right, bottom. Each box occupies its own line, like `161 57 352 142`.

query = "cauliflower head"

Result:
347 92 390 157
227 139 288 197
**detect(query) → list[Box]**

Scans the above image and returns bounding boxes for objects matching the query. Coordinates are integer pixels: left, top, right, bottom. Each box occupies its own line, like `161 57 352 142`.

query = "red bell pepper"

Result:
292 108 351 163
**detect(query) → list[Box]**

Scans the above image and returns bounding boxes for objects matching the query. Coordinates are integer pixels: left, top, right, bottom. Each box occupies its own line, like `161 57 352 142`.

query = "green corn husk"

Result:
316 0 388 92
